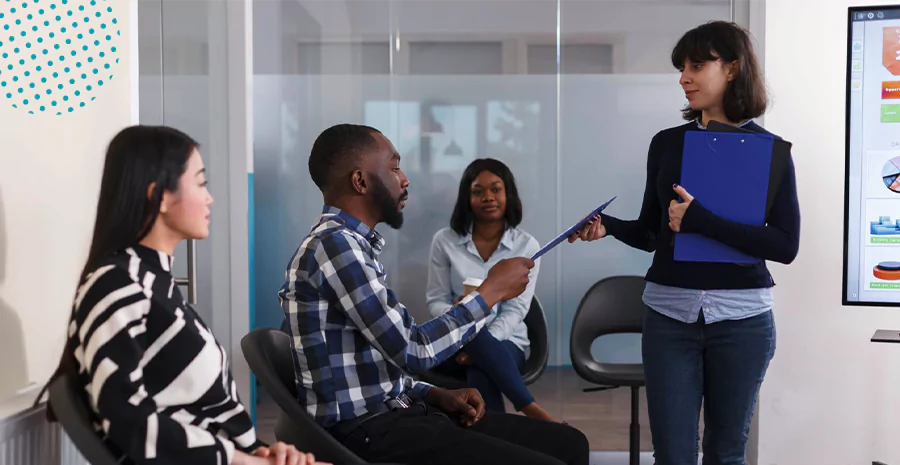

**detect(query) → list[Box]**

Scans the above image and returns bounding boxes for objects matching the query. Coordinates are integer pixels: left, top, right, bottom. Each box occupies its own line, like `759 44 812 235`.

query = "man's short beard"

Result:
370 176 405 229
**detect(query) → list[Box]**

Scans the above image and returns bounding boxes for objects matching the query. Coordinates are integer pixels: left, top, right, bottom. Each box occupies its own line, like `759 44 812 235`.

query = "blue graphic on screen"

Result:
871 216 900 235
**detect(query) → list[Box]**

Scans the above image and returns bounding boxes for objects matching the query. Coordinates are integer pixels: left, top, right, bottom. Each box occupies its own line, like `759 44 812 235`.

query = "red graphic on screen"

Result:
885 27 900 75
883 81 900 99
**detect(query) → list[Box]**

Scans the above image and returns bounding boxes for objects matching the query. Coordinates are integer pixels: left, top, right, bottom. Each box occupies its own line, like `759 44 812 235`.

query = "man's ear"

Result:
351 170 367 195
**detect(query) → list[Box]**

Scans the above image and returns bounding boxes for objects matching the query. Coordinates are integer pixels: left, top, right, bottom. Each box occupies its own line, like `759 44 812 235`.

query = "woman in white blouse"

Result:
426 158 556 423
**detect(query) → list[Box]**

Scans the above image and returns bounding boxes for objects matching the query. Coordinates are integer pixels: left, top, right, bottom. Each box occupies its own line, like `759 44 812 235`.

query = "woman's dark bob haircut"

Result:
671 21 768 123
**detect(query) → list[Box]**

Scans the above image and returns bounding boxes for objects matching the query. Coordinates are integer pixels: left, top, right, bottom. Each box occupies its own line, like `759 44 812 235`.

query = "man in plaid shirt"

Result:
279 124 589 465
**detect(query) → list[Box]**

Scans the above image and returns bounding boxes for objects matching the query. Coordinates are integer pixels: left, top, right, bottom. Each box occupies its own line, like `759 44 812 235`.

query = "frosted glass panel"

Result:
409 42 504 75
528 44 614 75
297 43 391 75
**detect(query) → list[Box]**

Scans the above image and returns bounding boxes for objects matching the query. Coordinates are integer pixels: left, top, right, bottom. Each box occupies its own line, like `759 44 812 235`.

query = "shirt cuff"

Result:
218 437 236 465
680 199 712 233
462 292 491 320
600 213 620 237
408 379 434 400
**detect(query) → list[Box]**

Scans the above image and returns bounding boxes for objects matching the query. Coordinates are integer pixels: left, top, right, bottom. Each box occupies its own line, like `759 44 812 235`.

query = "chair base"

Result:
585 384 642 465
629 385 640 465
582 385 617 393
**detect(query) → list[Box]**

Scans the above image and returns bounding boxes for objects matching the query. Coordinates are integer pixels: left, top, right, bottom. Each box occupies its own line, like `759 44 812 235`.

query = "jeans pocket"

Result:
343 423 377 456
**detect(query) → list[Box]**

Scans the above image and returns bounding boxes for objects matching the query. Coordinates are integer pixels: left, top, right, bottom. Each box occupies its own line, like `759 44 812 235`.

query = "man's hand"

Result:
479 257 534 307
455 351 473 366
425 387 486 427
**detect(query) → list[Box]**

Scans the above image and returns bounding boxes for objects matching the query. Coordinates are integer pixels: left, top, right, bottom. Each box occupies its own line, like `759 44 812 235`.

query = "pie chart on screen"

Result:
883 157 900 193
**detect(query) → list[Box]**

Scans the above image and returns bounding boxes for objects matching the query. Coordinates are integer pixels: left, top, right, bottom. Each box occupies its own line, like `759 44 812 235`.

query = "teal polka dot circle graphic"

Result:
0 0 120 115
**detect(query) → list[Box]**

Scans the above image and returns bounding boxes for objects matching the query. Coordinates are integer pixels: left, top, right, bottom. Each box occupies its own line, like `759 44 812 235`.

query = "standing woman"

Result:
570 21 800 465
42 126 321 465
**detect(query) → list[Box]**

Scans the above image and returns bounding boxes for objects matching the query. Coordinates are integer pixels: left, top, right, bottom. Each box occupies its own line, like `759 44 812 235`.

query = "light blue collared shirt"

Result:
642 282 773 324
642 117 773 324
426 226 540 355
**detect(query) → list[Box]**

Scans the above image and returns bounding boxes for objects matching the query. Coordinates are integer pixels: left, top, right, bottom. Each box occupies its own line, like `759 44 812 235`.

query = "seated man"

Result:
278 124 590 465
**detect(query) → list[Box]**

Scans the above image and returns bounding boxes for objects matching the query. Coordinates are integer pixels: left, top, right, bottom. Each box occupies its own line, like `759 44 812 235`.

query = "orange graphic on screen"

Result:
883 81 900 99
884 27 900 75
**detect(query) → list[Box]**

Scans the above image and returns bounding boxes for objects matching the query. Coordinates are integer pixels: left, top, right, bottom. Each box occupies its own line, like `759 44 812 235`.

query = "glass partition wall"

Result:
250 0 753 453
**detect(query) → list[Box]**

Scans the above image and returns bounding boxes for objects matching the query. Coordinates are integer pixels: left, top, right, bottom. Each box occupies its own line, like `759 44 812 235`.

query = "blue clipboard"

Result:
674 131 774 264
531 196 616 260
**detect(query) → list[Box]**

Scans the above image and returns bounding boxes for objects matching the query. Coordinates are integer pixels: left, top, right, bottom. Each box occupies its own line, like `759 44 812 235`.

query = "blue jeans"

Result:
642 309 776 465
435 330 534 412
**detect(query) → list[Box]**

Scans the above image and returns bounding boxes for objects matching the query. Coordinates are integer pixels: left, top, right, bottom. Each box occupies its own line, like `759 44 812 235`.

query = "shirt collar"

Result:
695 118 752 130
128 244 175 273
456 226 516 251
320 205 385 252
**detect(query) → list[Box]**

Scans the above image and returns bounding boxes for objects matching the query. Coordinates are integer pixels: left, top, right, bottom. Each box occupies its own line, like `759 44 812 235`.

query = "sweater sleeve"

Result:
602 133 663 252
679 151 800 264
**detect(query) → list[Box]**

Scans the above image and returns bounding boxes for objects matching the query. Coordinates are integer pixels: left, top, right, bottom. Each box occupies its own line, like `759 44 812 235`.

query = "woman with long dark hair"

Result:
426 158 557 423
42 126 322 465
571 21 800 464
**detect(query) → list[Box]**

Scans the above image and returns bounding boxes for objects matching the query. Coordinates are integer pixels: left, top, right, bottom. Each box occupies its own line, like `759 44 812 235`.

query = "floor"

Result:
255 367 705 456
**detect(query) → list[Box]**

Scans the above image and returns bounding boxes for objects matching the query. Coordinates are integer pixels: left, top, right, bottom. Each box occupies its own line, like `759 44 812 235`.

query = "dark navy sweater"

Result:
602 121 800 290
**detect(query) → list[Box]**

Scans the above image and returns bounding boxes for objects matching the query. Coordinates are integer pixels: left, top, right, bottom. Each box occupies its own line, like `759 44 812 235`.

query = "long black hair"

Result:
450 158 523 236
671 21 768 123
38 125 199 418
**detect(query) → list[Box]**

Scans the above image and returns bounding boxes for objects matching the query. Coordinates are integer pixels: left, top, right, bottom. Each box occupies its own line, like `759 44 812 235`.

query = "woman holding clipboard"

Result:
569 21 800 465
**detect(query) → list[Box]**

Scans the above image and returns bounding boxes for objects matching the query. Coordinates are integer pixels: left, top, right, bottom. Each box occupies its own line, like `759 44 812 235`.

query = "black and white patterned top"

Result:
69 244 263 464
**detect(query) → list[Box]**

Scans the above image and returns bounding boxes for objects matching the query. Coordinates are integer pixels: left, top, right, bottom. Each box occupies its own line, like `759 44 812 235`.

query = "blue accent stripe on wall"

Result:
248 172 257 424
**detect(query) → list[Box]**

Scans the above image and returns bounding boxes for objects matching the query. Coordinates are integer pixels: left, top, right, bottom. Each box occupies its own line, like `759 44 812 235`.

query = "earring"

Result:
160 206 168 214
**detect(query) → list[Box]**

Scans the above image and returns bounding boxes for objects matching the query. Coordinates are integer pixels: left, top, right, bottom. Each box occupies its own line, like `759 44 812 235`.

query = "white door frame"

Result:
223 0 255 414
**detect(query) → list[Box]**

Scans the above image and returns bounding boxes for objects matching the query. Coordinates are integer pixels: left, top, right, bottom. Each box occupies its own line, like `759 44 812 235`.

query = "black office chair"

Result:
416 296 549 389
241 327 365 465
570 276 647 465
47 373 119 465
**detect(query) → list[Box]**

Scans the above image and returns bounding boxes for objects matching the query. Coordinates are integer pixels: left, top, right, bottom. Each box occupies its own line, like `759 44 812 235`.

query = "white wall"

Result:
761 1 900 464
0 0 136 402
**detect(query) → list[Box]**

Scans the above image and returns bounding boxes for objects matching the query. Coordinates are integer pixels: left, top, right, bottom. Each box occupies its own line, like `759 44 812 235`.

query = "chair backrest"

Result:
241 327 365 465
570 276 647 366
522 296 549 384
47 374 119 465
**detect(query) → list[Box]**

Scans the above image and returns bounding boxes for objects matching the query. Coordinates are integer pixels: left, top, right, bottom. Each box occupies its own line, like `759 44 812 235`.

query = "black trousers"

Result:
335 404 590 465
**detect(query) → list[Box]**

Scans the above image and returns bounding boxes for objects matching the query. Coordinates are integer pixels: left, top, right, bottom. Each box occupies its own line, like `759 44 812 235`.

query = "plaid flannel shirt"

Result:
278 206 492 428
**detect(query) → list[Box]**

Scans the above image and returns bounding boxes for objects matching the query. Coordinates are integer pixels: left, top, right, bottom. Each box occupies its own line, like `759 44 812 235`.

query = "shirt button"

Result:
701 291 706 295
704 308 711 313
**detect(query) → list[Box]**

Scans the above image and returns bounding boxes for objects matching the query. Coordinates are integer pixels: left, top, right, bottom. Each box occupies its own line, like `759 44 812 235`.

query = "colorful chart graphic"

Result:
875 261 900 280
885 27 900 76
882 157 900 192
872 216 900 234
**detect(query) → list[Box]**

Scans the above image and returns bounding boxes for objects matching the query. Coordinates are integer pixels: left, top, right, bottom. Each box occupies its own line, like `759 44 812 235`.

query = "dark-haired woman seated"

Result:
426 158 557 423
44 126 325 465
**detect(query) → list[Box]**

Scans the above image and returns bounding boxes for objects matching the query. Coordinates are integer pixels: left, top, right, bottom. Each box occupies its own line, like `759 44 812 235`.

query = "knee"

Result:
557 425 590 465
467 329 499 352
